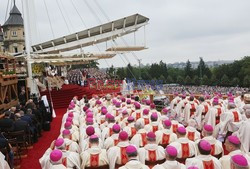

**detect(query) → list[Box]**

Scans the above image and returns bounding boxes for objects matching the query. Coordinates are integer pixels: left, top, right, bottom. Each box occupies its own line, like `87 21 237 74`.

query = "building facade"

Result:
1 2 25 54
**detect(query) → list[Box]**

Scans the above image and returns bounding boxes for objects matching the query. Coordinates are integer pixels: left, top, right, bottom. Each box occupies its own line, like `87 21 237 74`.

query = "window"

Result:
12 31 17 37
14 47 18 53
4 31 7 38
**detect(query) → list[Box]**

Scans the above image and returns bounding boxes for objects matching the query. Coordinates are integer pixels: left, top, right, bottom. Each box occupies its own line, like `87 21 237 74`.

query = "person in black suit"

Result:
0 111 14 132
13 113 29 142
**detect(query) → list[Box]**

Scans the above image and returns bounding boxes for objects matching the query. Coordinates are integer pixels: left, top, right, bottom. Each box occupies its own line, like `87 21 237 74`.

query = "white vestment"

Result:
186 155 221 169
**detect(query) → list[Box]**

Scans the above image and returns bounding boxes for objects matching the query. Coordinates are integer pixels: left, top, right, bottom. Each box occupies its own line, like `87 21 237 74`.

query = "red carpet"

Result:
40 84 121 109
20 108 66 169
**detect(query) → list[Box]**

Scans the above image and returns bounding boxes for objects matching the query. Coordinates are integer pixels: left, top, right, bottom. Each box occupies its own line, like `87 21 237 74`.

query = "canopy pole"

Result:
23 0 39 97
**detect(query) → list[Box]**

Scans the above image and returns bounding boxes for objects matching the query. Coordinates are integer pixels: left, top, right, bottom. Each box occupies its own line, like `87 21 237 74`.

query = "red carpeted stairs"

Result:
20 108 66 169
40 84 121 109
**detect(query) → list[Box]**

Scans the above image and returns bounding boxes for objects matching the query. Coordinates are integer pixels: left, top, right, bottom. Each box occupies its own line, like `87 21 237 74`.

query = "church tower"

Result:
2 0 25 54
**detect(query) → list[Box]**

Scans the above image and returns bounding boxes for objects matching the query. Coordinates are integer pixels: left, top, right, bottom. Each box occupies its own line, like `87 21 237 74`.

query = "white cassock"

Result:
118 160 149 169
64 138 80 153
50 164 67 169
219 149 250 169
196 102 210 130
132 110 142 121
235 118 250 154
39 149 81 169
60 124 79 135
137 116 151 126
220 109 242 133
153 160 186 169
81 146 109 169
123 125 137 138
196 136 223 156
170 120 184 133
155 129 177 146
130 129 148 148
0 152 10 169
145 122 163 133
186 155 221 169
176 99 188 122
204 106 224 129
169 137 197 159
184 101 198 124
80 137 104 151
104 133 120 149
107 141 130 169
139 144 165 164
170 97 181 115
101 123 115 141
185 126 201 142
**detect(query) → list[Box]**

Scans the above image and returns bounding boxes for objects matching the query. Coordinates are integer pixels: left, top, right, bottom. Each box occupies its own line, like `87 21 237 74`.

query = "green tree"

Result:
231 77 240 87
202 75 209 85
220 74 230 86
185 76 192 85
193 75 200 85
126 64 135 79
116 67 126 79
243 75 250 87
106 65 115 78
177 76 184 85
166 76 174 84
185 60 193 78
158 75 166 83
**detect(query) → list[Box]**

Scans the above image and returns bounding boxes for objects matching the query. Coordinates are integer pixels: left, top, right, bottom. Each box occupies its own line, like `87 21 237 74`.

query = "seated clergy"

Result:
152 145 186 169
118 145 149 169
81 135 109 169
185 140 221 169
230 154 249 169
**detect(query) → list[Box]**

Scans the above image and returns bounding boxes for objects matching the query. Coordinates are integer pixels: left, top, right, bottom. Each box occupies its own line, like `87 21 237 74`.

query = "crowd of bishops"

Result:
39 92 250 169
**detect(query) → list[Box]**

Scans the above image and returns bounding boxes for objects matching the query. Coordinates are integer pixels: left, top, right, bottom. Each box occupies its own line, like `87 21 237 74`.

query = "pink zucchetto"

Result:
146 100 151 105
228 135 241 145
143 109 149 115
122 110 128 115
126 99 131 104
119 131 128 141
126 145 137 154
164 119 172 127
147 132 156 139
96 100 102 105
162 108 169 114
127 116 135 122
165 145 177 157
101 109 108 115
177 126 186 135
203 124 213 132
62 129 70 136
89 134 99 140
187 166 199 169
150 103 156 109
151 113 158 119
199 140 211 151
135 103 141 109
105 113 112 119
112 124 121 133
55 138 64 148
86 118 93 124
50 150 62 162
68 105 74 110
83 106 89 112
121 97 126 102
66 117 72 123
231 154 249 167
68 112 74 118
86 113 94 118
64 122 72 129
86 126 95 136
116 102 121 107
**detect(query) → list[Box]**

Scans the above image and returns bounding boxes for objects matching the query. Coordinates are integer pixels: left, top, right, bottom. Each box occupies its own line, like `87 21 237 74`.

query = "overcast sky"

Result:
1 0 250 68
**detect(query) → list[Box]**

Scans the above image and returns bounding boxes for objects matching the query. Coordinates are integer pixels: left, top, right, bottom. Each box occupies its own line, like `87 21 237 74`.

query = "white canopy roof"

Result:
31 13 149 54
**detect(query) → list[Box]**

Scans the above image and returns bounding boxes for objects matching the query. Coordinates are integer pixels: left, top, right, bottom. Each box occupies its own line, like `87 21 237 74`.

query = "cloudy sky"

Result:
1 0 250 68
